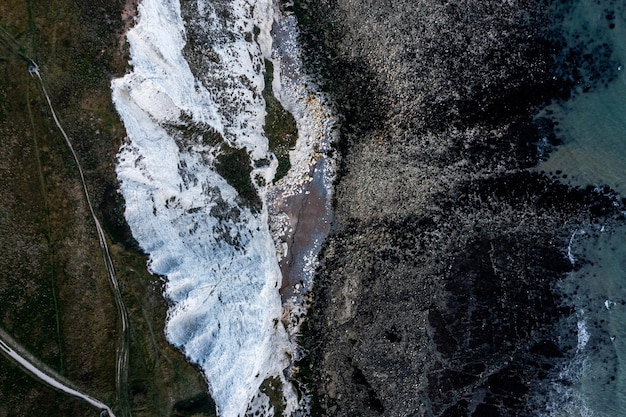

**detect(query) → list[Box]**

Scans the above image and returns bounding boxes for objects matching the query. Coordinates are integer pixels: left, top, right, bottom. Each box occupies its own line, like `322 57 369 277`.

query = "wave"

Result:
537 313 595 417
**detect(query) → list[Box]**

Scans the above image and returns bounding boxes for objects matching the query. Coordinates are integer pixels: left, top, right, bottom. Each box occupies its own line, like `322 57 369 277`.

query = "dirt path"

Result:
32 65 132 417
0 326 116 416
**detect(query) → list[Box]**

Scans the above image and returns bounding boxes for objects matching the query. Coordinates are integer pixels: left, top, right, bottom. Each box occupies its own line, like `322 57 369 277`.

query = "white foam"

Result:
111 0 300 415
539 311 594 417
567 229 586 266
576 315 590 352
542 384 596 417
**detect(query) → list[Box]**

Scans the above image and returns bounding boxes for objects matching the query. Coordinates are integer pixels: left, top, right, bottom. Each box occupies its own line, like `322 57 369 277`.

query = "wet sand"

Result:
274 159 332 303
266 10 337 332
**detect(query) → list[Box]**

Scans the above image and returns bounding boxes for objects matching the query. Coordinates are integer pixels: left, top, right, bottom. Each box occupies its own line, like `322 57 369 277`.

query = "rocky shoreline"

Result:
292 0 624 416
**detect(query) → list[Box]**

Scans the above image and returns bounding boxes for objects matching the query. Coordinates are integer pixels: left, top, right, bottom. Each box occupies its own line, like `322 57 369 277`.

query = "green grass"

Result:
260 376 286 417
262 59 298 183
0 359 96 415
215 143 262 212
0 1 218 415
172 392 218 417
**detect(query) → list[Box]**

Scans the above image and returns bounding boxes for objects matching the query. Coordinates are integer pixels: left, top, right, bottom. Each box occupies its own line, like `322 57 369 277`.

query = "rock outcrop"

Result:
292 1 624 415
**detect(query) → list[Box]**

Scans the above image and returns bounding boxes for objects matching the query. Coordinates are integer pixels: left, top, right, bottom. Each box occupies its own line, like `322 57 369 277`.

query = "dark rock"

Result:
293 0 624 416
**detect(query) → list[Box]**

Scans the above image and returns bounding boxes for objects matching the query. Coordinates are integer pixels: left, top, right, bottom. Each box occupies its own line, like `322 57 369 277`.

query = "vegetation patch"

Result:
262 59 298 183
0 1 218 415
260 376 286 417
215 144 261 212
172 392 217 417
99 183 141 251
290 318 323 415
164 110 223 149
0 359 95 416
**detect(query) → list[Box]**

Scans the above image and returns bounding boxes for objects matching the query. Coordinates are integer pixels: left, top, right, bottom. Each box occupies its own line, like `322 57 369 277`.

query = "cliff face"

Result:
293 1 623 416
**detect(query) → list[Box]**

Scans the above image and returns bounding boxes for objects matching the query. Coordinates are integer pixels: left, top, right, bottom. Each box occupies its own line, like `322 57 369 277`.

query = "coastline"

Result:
266 7 337 342
293 0 625 415
112 0 338 414
4 0 625 415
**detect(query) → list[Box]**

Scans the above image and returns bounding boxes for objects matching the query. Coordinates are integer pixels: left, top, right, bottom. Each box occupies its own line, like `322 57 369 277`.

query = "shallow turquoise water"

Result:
549 228 626 416
535 1 626 415
537 0 626 194
537 74 626 194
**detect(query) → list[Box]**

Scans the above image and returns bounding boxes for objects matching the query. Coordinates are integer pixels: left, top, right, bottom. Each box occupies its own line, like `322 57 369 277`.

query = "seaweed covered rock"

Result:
294 0 623 416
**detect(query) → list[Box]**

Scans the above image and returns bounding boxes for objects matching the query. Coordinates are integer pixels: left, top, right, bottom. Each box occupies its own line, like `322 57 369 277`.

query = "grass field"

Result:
0 1 215 415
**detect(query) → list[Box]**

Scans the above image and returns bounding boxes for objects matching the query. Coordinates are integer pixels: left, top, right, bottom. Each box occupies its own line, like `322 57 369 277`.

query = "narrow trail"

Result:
0 327 116 417
31 64 132 417
0 23 130 417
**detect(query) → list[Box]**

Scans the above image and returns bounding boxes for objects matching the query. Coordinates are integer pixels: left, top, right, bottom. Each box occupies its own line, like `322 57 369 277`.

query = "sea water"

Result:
536 0 626 415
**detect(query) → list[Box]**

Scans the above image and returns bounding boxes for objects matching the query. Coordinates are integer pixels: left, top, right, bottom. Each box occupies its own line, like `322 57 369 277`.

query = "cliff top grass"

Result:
0 1 215 415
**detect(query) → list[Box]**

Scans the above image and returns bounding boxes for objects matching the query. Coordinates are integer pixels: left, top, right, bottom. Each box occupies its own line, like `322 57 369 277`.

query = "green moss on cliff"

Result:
215 144 262 212
262 59 298 183
260 376 286 417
